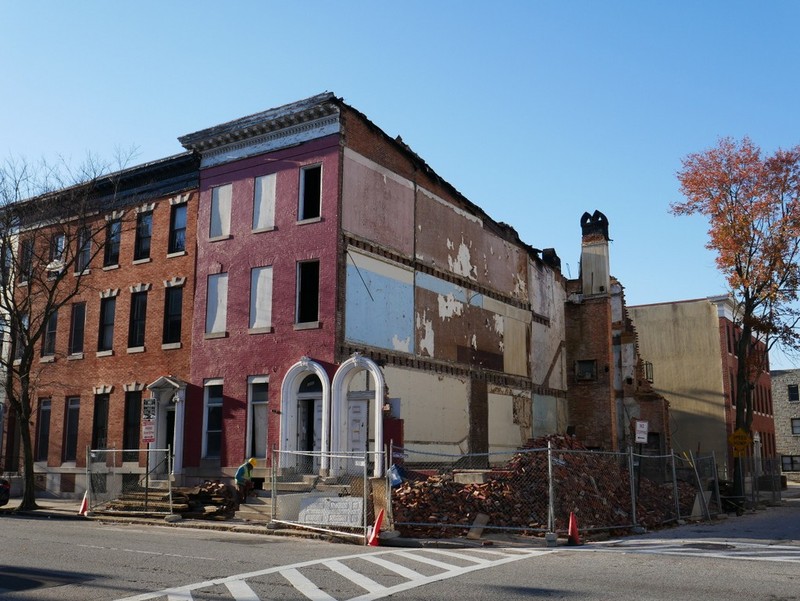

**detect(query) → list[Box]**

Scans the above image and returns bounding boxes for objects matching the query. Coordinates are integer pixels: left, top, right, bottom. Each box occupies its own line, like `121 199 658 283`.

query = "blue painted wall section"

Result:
345 261 414 352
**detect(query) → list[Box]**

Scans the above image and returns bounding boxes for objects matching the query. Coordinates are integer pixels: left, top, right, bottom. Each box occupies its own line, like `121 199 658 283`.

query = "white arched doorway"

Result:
280 357 331 474
331 353 385 477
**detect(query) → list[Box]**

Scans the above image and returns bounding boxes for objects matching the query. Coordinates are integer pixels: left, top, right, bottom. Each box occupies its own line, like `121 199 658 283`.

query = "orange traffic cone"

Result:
78 491 89 516
567 511 580 546
367 509 385 546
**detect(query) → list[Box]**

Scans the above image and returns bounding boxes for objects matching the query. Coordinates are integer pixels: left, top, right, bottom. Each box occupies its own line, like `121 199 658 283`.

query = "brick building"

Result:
565 210 670 452
2 93 673 497
0 153 199 493
771 368 800 481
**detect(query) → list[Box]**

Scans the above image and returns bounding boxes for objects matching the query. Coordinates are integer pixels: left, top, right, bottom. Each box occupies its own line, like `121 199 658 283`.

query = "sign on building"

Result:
635 420 649 444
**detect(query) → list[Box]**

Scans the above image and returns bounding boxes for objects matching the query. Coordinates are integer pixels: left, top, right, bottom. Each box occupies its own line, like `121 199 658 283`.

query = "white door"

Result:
346 400 368 474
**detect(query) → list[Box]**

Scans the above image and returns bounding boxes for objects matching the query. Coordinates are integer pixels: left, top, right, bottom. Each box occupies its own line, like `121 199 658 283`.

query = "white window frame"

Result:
247 375 269 459
253 173 276 232
205 273 228 335
202 378 224 458
210 183 232 239
249 266 273 331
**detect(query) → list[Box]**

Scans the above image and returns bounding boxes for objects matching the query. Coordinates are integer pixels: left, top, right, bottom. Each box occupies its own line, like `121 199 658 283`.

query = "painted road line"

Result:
282 567 337 601
323 560 387 594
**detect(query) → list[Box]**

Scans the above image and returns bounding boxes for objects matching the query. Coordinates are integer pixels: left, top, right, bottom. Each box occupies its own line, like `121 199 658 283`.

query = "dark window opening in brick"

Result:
296 260 320 324
299 165 322 220
128 291 148 348
104 219 121 266
68 302 86 354
36 398 51 462
169 204 187 254
20 238 33 283
575 359 597 381
98 297 116 351
92 393 110 449
134 212 153 261
63 397 80 462
789 384 799 403
41 311 57 356
76 227 91 272
163 286 183 344
123 391 142 461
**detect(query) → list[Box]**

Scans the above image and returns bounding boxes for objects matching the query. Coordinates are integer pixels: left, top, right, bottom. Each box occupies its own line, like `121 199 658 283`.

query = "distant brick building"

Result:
772 368 800 481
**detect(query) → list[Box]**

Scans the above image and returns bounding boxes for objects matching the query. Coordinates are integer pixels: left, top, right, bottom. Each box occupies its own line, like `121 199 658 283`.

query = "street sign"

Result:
142 420 156 444
142 397 157 444
634 420 649 444
729 428 751 457
142 397 157 420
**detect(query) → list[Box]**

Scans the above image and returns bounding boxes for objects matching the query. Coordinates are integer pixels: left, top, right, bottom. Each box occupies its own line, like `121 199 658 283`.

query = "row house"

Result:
2 93 667 496
771 368 800 481
1 153 199 493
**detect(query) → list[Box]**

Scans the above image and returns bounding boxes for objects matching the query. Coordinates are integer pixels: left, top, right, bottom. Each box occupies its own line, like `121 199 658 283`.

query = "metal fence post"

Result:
547 440 555 534
363 448 369 545
270 445 278 521
711 451 722 514
628 446 638 528
670 449 680 521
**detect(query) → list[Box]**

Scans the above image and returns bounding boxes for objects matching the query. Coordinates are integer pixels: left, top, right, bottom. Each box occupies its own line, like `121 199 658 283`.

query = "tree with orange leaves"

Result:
674 137 800 487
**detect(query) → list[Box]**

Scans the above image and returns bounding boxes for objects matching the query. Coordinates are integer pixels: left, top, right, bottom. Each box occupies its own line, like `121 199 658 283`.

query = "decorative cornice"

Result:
100 288 120 298
169 193 190 206
164 276 186 288
135 202 156 214
130 283 152 293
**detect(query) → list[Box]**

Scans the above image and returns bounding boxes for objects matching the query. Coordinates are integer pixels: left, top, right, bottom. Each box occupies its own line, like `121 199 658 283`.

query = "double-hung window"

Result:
168 204 187 254
163 286 183 344
41 311 57 357
98 297 116 352
92 393 110 449
134 211 153 261
76 227 91 273
204 381 224 458
104 218 121 266
128 291 148 348
36 399 51 462
68 302 86 355
63 397 80 462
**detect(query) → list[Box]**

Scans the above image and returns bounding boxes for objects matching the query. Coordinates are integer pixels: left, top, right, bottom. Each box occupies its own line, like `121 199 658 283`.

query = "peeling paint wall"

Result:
415 188 529 303
529 259 568 391
341 149 415 258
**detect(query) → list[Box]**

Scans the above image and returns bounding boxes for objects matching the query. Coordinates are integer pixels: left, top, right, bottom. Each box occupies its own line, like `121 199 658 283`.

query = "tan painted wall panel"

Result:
503 317 528 376
385 366 469 451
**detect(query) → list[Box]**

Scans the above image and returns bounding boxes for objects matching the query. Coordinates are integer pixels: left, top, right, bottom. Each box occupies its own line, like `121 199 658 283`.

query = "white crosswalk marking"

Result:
225 579 260 601
389 550 465 571
113 547 552 601
322 560 387 594
356 553 426 579
282 567 337 601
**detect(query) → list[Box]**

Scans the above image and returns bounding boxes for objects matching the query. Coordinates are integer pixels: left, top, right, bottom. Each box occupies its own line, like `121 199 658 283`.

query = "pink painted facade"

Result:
186 134 341 472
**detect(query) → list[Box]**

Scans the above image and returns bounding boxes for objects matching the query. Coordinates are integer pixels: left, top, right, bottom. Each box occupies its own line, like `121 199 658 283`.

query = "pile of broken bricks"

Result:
391 435 698 539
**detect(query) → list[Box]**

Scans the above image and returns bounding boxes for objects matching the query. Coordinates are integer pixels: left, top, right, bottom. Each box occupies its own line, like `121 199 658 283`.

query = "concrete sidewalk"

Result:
3 482 799 548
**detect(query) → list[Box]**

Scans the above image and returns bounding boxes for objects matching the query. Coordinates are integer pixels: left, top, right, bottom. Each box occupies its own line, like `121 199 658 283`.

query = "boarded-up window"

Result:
206 273 228 334
249 266 273 329
210 184 232 238
253 174 276 231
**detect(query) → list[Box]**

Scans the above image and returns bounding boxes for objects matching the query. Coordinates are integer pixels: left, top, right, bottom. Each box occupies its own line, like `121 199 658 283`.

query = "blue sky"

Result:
1 1 798 368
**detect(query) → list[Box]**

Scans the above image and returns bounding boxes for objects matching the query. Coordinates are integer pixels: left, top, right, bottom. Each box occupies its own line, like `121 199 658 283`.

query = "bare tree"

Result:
0 152 136 511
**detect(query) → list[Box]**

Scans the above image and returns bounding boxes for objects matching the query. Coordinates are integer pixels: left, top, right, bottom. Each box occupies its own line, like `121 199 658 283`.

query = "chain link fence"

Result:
85 447 173 514
387 440 750 539
270 449 388 543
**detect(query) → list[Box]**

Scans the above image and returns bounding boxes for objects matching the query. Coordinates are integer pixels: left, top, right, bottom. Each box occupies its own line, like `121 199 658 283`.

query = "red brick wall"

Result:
26 190 197 469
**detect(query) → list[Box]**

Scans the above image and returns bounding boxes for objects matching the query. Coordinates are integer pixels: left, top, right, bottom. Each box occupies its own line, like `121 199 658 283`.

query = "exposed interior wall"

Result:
384 365 469 455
